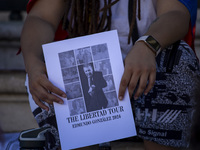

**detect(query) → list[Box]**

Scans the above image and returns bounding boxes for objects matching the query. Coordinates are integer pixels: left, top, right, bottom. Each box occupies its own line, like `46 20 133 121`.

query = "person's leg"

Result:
144 140 180 150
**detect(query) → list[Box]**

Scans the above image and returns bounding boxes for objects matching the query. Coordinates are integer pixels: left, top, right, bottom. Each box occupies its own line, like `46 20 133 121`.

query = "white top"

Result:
108 0 157 59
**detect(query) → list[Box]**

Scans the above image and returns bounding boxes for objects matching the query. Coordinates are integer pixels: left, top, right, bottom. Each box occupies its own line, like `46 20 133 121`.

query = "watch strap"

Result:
136 35 161 56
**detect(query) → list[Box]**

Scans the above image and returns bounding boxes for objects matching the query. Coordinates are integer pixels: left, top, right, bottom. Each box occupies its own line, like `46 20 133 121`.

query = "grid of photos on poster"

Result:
58 43 119 116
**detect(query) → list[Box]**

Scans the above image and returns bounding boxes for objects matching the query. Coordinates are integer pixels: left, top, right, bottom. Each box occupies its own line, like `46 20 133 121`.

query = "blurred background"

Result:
0 0 38 134
0 0 199 137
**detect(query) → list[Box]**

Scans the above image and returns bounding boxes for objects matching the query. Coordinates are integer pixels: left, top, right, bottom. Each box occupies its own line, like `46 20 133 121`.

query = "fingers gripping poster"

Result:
43 30 137 150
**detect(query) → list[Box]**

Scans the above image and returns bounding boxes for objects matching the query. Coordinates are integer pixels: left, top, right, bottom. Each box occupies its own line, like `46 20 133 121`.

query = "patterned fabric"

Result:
133 41 200 148
32 106 60 150
25 76 60 150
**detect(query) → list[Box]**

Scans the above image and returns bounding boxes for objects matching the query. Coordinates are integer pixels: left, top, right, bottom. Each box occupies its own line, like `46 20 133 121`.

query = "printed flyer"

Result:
43 30 137 150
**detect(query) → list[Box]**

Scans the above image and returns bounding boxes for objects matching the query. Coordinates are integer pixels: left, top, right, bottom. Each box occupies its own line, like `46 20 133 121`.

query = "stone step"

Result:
0 94 28 102
0 71 26 94
0 38 25 70
0 94 38 133
0 47 25 71
0 72 38 132
0 21 23 40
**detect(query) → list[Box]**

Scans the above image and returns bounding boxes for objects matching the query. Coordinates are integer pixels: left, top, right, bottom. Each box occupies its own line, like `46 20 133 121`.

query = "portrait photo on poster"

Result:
58 43 119 115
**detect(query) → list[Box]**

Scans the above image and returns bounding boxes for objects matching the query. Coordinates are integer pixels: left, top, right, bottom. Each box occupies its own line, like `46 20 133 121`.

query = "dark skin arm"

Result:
118 0 190 100
21 0 66 111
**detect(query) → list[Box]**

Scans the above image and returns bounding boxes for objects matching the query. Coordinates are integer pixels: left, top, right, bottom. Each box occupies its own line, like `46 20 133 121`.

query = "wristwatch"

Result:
136 35 161 56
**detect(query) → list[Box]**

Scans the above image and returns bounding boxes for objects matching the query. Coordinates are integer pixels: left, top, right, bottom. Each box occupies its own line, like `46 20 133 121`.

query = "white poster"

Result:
43 30 137 150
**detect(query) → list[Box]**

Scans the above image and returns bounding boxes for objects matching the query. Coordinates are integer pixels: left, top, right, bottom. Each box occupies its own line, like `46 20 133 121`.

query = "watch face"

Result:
146 36 160 52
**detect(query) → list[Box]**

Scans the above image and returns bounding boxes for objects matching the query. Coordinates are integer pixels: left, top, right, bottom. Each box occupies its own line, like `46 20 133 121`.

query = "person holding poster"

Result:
20 0 199 150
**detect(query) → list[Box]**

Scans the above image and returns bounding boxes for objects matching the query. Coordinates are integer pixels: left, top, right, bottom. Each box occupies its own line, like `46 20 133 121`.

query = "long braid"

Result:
128 0 141 44
63 0 140 43
138 0 141 20
107 0 112 31
62 0 72 32
76 0 84 35
84 0 90 34
67 0 76 37
98 0 108 32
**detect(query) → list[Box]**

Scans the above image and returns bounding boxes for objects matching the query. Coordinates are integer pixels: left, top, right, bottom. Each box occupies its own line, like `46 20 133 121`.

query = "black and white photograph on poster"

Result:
75 47 93 65
58 50 76 68
61 66 79 84
64 82 82 100
105 91 119 108
78 63 109 112
94 59 112 76
59 43 117 112
91 43 109 61
103 75 115 92
43 30 136 150
68 98 86 116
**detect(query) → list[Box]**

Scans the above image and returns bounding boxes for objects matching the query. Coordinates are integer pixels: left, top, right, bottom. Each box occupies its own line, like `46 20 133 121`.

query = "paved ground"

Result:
0 132 145 150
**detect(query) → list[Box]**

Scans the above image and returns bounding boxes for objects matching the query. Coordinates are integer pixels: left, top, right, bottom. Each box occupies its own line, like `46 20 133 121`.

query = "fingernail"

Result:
144 92 147 95
62 94 67 98
119 96 123 100
59 101 64 104
134 97 138 100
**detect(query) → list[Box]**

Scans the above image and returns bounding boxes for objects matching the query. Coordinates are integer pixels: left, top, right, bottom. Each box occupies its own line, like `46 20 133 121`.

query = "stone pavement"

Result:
0 132 145 150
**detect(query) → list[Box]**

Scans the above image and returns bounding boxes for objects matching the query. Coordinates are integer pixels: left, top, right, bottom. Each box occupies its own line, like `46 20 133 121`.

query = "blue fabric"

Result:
0 133 20 150
178 0 198 27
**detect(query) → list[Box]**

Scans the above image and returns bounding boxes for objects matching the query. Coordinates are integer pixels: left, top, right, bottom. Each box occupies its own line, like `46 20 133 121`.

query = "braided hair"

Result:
63 0 140 44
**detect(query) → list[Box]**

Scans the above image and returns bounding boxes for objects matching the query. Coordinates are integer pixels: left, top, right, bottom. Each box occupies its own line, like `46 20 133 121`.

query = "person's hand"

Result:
118 41 156 100
28 62 67 111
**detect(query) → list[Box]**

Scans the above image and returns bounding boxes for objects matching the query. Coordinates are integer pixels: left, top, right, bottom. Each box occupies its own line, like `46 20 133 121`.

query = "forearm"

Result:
145 1 190 49
21 0 65 74
21 16 56 73
21 15 66 110
119 1 191 100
